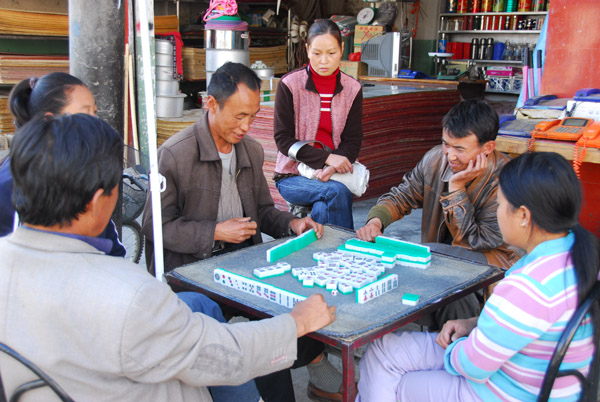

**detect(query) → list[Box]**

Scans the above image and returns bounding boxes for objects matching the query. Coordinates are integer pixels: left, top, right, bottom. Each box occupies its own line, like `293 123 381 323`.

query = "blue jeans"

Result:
276 175 354 230
177 292 261 402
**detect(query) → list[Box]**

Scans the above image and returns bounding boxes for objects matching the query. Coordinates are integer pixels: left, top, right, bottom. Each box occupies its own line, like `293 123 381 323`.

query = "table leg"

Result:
341 342 357 402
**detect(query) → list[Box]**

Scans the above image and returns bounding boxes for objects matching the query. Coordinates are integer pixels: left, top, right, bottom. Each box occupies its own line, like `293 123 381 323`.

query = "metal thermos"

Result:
479 38 487 60
470 38 479 60
486 38 494 60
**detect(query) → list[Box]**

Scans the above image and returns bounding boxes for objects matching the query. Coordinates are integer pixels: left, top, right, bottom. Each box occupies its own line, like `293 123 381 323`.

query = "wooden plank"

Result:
496 136 600 164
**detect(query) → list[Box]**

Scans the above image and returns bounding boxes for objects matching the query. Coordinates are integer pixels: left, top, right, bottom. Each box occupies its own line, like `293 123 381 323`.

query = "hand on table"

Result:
435 317 478 349
289 217 323 239
325 154 353 174
355 218 383 242
214 217 257 243
290 294 336 337
448 153 488 193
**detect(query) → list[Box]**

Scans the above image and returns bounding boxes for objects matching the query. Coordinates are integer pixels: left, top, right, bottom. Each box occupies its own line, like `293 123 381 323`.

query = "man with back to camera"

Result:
356 100 519 330
142 62 344 401
0 113 336 402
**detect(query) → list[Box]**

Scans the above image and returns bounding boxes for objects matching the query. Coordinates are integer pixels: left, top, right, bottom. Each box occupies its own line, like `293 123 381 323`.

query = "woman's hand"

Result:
435 317 478 349
315 165 336 182
325 154 353 174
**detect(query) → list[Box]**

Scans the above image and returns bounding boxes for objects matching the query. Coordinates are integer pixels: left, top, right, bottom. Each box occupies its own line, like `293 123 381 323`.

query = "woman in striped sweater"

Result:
357 152 600 402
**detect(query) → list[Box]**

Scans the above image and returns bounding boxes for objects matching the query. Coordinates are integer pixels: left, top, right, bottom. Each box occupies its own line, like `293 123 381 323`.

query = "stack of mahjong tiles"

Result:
339 236 431 269
289 250 399 304
266 229 318 262
253 262 291 279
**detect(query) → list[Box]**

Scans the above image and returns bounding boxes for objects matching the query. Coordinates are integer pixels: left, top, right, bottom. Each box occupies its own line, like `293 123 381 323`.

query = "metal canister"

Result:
471 0 482 13
518 0 532 11
438 33 448 53
446 0 457 13
470 38 479 59
532 0 546 11
481 0 493 12
479 38 488 60
457 0 469 13
486 38 494 59
493 0 506 12
506 0 518 11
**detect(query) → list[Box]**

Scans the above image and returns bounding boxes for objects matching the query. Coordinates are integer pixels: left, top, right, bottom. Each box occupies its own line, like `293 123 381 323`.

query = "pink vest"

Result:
274 68 362 175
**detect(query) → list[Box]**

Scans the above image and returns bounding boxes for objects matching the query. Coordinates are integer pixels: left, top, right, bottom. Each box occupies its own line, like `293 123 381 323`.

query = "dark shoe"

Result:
307 381 343 402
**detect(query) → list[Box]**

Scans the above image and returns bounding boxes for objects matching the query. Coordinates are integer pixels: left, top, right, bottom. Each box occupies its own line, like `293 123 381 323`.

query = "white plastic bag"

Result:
297 162 370 197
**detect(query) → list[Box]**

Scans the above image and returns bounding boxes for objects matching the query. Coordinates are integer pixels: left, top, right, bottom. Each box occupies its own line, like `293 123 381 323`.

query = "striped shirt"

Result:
445 232 594 401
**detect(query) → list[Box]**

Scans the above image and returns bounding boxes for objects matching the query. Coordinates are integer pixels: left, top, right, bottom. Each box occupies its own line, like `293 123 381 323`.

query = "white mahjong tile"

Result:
325 280 338 290
314 276 328 287
303 278 314 287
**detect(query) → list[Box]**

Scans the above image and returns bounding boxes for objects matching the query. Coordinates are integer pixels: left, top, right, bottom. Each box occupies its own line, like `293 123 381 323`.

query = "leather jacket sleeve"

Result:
440 180 505 251
366 155 427 229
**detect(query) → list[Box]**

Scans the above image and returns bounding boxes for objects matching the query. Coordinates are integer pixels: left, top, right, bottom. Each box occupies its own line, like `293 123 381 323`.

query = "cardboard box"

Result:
340 61 367 79
260 77 280 92
353 25 384 48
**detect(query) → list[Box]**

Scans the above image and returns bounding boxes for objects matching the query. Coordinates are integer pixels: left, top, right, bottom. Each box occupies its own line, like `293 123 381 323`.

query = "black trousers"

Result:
254 336 325 402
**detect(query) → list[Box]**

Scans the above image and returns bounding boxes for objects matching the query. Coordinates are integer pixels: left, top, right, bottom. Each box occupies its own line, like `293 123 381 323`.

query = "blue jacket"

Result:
0 157 126 257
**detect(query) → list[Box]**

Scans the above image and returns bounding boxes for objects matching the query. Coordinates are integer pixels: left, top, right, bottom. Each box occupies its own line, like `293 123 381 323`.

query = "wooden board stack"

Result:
0 96 15 135
156 109 202 147
0 9 68 36
0 55 69 84
155 15 179 34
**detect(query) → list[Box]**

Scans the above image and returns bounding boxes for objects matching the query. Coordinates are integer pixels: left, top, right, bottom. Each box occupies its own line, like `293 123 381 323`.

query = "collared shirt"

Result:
24 226 113 255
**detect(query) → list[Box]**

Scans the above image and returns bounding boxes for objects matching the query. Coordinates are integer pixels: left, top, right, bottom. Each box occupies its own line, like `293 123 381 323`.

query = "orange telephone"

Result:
572 121 600 178
531 117 594 142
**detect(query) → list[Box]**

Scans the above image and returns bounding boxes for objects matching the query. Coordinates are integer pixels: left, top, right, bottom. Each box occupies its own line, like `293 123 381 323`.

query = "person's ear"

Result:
205 95 219 114
482 140 495 156
341 41 344 55
87 188 105 218
518 205 532 228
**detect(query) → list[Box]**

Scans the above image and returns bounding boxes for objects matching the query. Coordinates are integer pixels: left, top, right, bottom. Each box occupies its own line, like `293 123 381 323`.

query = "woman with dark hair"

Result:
357 152 600 402
0 72 125 257
273 19 363 230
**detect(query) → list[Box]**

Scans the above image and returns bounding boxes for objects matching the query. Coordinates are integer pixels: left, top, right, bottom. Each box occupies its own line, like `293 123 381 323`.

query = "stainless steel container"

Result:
156 79 179 96
253 67 274 79
205 29 250 86
205 30 249 50
156 65 174 81
156 52 173 67
155 39 173 55
156 94 186 118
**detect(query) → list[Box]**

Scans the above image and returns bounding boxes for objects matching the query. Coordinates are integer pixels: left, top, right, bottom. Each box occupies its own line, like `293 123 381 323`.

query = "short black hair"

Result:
10 113 123 227
442 100 499 145
9 72 86 129
207 62 261 108
307 19 342 47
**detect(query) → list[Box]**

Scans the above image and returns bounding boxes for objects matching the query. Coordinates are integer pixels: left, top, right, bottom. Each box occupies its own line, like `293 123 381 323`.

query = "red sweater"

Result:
309 64 338 151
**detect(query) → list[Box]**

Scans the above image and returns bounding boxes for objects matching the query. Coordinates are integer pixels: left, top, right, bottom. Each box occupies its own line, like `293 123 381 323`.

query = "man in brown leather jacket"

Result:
357 100 518 329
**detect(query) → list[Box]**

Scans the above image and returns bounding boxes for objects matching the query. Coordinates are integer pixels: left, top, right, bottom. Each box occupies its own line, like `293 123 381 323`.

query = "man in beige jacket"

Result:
0 113 335 402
